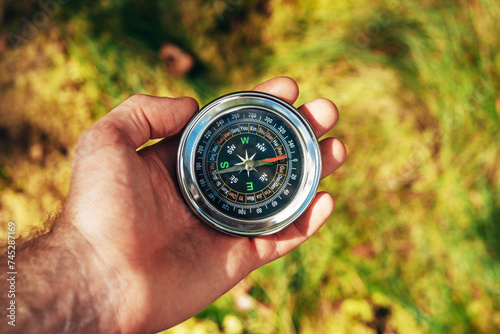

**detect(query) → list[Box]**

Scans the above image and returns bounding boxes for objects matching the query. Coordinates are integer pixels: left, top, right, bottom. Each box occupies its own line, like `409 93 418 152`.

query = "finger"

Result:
320 137 346 179
298 98 339 138
251 192 334 267
81 95 199 151
251 76 300 105
139 133 182 175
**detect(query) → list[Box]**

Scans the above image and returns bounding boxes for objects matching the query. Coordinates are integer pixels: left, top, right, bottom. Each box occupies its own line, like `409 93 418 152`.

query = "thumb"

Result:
78 95 199 153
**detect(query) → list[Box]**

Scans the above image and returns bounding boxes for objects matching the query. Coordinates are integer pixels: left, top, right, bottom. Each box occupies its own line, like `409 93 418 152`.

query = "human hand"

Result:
9 77 346 333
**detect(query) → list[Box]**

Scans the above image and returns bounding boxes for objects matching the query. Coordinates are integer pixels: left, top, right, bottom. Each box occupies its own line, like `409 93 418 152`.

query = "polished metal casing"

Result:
177 91 321 237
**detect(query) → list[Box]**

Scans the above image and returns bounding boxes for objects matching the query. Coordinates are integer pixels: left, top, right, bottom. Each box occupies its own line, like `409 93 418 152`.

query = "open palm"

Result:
64 77 346 333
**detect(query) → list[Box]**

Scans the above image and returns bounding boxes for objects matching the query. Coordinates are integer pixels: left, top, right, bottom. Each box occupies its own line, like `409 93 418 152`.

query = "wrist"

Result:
12 218 120 333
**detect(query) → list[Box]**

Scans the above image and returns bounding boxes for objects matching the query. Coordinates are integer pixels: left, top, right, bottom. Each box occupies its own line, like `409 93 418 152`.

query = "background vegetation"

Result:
1 0 499 333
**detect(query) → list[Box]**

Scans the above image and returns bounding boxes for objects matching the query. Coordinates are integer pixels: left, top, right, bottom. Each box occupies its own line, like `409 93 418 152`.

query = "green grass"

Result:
1 0 499 333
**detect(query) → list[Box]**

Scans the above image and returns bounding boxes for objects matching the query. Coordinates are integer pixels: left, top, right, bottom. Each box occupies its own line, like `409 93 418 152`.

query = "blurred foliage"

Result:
1 0 500 333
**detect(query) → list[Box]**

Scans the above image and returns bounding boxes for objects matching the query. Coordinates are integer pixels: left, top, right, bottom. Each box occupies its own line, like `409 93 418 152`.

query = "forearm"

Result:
1 221 119 333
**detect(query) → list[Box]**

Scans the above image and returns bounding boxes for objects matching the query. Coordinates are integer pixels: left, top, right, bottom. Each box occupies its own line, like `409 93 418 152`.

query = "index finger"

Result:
251 76 300 105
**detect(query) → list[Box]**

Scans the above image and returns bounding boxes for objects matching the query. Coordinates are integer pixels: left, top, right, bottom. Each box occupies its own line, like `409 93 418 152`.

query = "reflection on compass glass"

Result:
194 108 303 220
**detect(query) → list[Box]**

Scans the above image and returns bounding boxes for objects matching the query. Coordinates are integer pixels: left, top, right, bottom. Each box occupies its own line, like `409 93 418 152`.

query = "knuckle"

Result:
124 94 153 106
75 121 119 157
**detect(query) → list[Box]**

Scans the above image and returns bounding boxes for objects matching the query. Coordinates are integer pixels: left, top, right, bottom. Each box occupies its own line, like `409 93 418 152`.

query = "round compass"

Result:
177 91 321 236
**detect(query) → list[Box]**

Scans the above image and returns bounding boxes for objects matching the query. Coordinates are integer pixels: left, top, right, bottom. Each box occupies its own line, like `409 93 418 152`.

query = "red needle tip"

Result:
262 156 287 163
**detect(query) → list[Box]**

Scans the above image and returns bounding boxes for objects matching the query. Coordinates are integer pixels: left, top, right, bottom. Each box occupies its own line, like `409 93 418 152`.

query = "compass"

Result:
177 91 321 237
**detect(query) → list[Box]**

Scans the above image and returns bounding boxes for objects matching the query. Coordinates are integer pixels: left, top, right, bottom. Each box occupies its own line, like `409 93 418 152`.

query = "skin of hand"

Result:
1 77 346 334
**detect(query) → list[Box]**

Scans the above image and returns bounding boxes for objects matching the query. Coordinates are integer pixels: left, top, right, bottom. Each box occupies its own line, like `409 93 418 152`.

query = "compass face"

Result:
195 108 302 220
177 92 321 236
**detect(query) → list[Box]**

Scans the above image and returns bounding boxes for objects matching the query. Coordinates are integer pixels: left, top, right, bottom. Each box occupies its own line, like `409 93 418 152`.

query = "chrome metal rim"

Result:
177 91 321 237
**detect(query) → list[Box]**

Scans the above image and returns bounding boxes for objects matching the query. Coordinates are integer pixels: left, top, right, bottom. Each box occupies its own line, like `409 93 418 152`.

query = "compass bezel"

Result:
177 91 321 237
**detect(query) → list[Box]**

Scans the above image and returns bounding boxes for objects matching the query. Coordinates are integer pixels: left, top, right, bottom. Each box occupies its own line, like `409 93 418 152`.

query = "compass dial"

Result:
196 108 302 220
177 92 321 236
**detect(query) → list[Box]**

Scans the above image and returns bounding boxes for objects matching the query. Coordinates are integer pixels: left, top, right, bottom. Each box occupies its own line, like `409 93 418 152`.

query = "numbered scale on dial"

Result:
177 92 321 236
